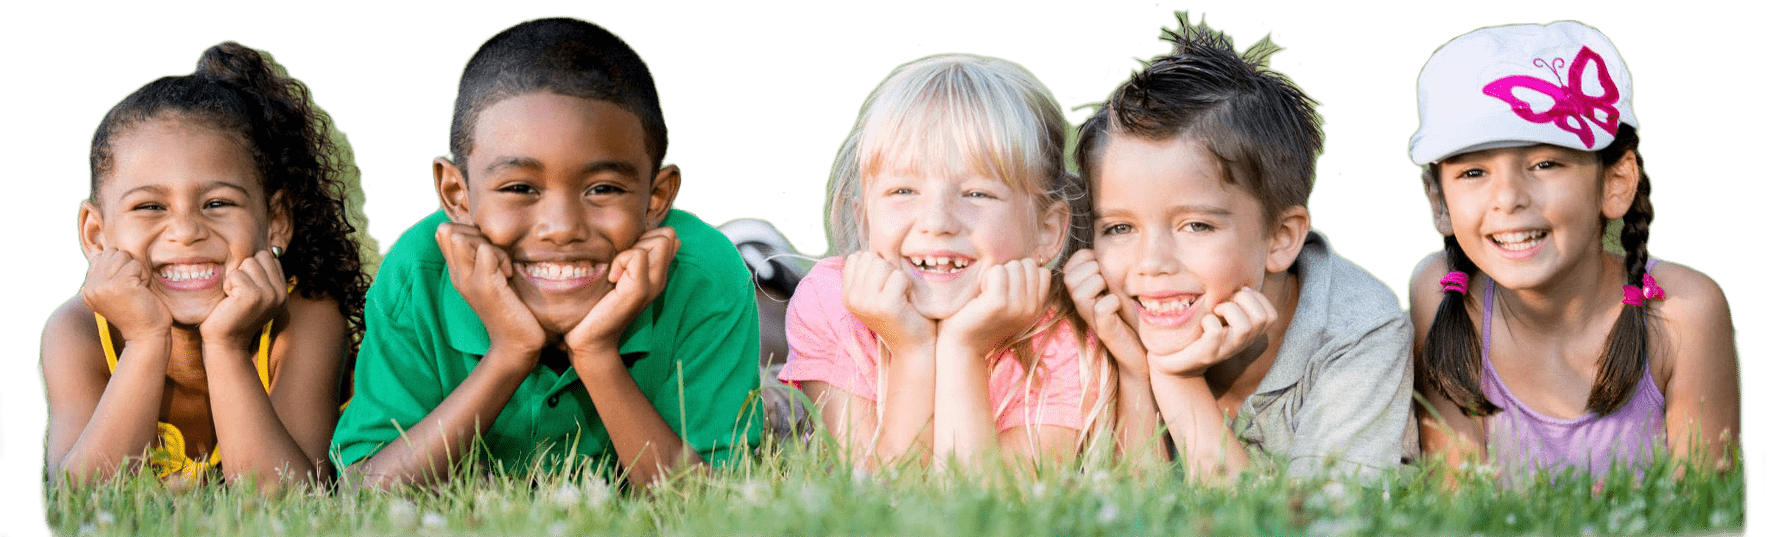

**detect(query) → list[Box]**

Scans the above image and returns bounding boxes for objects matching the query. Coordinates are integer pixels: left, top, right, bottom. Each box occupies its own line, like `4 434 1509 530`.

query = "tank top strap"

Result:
93 313 275 393
1481 275 1496 361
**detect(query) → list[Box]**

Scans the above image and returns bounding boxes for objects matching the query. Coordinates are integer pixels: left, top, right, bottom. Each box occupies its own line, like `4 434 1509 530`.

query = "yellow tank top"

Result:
95 313 274 480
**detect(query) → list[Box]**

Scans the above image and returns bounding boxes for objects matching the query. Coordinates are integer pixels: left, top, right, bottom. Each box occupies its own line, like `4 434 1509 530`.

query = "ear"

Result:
435 157 473 224
78 201 105 258
1599 149 1640 220
645 164 683 228
1422 174 1453 236
266 190 293 253
1035 198 1070 265
1264 205 1311 274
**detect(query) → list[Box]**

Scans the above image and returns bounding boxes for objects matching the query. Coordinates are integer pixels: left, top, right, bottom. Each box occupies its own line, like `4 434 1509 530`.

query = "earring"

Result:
272 246 284 258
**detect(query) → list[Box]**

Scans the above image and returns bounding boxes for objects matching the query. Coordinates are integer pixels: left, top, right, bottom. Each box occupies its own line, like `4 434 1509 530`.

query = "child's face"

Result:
1089 135 1281 357
81 118 288 327
861 172 1064 320
1431 144 1634 292
437 92 677 337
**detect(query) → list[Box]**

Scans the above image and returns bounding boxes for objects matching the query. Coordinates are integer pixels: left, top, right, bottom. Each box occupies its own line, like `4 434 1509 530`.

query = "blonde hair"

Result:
819 54 1116 458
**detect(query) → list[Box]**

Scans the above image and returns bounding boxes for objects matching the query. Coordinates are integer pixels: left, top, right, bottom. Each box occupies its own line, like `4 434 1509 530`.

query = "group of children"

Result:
39 15 1738 492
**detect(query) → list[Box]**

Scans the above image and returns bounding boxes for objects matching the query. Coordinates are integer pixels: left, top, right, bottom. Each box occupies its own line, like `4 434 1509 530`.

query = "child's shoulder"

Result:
382 210 454 269
660 208 751 290
1646 259 1732 335
42 295 101 345
1304 232 1406 320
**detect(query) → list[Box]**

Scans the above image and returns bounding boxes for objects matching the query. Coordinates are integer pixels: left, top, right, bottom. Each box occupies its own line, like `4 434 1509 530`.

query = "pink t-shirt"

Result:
778 257 1087 432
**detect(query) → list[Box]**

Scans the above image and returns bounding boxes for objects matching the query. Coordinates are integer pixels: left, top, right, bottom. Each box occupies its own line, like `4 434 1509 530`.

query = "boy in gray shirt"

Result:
1062 17 1414 479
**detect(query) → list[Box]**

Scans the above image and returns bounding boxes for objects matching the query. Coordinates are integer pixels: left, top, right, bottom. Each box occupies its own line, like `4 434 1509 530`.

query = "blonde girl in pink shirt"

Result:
778 54 1103 471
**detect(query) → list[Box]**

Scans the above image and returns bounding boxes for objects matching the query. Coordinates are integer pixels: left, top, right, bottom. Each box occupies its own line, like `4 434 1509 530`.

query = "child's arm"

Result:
43 249 174 483
563 226 705 487
1408 253 1487 470
1063 250 1165 464
199 250 342 489
934 259 1071 469
1652 262 1739 470
347 223 548 489
1144 287 1278 480
842 252 939 468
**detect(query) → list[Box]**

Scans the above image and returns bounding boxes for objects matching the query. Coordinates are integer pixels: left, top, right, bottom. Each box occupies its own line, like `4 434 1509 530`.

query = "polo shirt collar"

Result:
1253 230 1329 395
440 276 657 360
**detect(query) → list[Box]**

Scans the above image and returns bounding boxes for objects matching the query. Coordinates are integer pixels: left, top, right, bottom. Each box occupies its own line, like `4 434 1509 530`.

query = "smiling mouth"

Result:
1137 295 1197 314
908 255 972 274
156 263 221 291
517 260 607 291
1488 230 1548 252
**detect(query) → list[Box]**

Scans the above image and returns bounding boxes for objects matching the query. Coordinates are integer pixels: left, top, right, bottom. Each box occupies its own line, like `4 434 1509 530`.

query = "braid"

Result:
1420 227 1499 417
1590 127 1653 414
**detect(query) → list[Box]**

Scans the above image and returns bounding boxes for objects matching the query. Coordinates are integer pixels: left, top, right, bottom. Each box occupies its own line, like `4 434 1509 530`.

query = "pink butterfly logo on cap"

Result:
1481 46 1621 148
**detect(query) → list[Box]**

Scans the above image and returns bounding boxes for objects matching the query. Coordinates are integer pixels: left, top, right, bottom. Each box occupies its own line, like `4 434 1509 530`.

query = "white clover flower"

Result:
1095 502 1120 524
550 483 582 508
421 511 446 530
387 499 418 528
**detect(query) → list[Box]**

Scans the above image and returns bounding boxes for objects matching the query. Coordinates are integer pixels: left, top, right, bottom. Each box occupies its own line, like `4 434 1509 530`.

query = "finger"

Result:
1245 286 1279 324
609 248 638 284
1063 249 1096 273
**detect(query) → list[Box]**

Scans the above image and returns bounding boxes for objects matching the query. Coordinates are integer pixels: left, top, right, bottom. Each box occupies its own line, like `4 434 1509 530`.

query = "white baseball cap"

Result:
1408 21 1636 166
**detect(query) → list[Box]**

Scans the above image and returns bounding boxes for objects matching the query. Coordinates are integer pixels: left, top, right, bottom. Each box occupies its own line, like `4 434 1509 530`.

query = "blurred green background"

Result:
6 2 1767 535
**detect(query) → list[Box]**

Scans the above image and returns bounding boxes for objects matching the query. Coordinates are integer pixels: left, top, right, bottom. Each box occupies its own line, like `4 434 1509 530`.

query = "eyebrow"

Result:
1095 204 1233 220
116 181 253 199
483 157 641 181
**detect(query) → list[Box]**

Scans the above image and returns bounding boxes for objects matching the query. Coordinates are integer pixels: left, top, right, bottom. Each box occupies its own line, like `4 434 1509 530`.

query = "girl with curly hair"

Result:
40 42 370 488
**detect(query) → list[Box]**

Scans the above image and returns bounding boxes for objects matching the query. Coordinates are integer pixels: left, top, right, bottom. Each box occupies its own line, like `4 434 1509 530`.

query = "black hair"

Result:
1420 125 1653 416
88 42 371 391
1075 12 1322 225
449 17 666 173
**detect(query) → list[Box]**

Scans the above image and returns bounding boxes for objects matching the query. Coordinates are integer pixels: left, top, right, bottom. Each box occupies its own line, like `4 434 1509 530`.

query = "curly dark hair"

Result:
88 42 370 393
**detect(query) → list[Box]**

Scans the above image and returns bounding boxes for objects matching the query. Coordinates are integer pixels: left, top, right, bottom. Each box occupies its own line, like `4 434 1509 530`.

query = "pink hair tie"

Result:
1440 271 1470 294
1623 273 1666 306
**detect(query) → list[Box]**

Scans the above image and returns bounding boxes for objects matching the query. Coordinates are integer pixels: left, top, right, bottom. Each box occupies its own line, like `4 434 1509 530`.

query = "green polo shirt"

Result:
331 208 761 474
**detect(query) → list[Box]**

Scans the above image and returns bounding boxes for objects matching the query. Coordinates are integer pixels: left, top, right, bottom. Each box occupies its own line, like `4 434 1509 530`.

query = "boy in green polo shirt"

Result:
331 17 761 488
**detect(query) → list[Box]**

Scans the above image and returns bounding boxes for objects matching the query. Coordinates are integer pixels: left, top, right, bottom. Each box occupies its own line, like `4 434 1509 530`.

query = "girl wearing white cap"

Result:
1407 21 1738 481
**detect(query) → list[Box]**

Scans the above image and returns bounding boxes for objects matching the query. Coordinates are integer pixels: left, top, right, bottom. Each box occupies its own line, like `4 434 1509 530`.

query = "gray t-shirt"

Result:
1230 231 1417 478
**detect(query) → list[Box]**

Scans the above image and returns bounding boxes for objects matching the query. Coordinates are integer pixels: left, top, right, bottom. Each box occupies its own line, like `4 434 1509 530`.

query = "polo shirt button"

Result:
547 394 561 407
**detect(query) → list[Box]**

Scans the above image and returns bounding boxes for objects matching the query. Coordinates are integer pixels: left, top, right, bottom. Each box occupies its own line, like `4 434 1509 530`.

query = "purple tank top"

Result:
1479 269 1667 479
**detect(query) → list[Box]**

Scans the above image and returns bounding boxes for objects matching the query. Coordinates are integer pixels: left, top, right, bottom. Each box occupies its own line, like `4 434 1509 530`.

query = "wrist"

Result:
481 344 541 376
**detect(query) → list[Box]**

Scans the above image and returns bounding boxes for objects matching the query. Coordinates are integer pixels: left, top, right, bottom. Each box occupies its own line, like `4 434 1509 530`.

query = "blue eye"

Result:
1182 222 1214 233
963 190 994 199
1100 223 1132 236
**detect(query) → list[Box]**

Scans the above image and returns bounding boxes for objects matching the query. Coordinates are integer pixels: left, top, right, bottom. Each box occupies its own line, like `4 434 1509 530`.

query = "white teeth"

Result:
1137 295 1195 314
158 264 216 282
1489 230 1548 251
523 261 594 280
910 255 971 274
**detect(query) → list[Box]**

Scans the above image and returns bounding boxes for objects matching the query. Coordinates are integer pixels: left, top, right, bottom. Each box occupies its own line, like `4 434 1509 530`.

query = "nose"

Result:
1489 167 1532 214
1134 229 1181 277
533 192 590 245
912 192 962 236
164 207 210 245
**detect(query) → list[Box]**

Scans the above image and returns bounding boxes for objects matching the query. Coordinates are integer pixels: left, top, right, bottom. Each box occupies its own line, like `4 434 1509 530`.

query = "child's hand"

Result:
200 249 288 350
565 226 679 360
1063 250 1148 378
437 222 546 359
941 258 1048 352
81 248 171 342
1146 287 1277 377
842 251 936 352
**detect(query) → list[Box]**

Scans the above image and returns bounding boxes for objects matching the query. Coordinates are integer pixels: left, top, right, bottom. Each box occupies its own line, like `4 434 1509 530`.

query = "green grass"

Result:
45 432 1743 537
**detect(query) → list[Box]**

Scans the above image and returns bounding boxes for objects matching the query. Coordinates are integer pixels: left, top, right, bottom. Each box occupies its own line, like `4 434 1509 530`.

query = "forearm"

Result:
932 338 997 469
353 347 532 489
203 343 322 488
1114 369 1166 464
1151 373 1248 479
575 353 704 488
874 343 936 467
53 336 170 482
